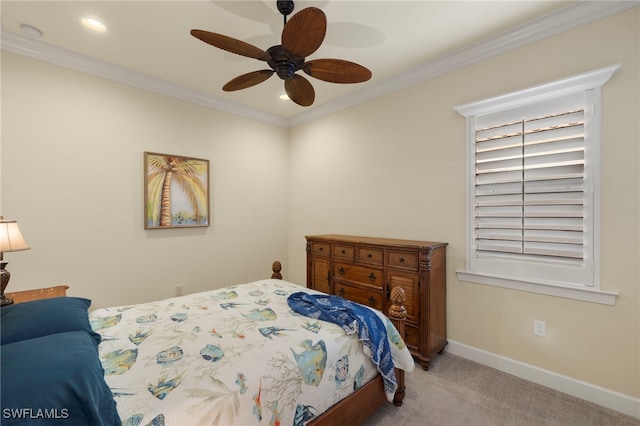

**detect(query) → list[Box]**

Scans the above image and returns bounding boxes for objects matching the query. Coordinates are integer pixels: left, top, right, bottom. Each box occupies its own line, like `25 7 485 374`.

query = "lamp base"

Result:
1 262 14 306
1 294 14 307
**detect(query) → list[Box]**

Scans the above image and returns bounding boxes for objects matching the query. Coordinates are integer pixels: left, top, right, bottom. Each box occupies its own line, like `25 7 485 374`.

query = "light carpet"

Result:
363 352 639 426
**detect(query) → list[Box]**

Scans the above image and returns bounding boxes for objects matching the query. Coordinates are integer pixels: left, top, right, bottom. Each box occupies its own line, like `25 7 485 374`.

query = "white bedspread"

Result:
89 279 413 426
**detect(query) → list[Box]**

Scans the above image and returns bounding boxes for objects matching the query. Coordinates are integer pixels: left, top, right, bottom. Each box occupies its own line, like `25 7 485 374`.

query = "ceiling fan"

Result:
190 0 372 107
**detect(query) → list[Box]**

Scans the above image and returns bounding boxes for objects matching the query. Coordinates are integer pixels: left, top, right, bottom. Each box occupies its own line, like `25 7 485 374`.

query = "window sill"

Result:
456 270 618 305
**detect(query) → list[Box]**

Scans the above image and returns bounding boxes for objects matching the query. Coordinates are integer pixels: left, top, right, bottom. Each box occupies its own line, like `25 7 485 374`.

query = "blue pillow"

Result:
0 331 121 425
0 297 101 345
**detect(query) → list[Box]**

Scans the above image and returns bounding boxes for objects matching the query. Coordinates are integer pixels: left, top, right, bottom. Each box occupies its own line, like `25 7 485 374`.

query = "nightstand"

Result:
3 285 69 305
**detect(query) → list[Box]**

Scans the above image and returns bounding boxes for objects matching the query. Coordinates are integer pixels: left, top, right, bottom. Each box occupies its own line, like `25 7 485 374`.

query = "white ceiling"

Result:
1 1 635 127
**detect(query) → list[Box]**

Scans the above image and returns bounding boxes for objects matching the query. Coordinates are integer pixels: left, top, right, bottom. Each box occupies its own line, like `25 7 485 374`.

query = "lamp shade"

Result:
0 217 30 253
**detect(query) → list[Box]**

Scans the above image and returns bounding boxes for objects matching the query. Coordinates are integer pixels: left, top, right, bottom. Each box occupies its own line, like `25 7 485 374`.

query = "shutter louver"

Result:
474 109 585 266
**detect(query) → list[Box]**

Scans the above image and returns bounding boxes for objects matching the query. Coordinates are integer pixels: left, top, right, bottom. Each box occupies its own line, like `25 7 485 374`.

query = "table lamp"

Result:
0 216 30 307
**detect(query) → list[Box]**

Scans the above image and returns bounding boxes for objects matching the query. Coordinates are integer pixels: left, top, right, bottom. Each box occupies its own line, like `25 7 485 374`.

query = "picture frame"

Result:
144 152 210 229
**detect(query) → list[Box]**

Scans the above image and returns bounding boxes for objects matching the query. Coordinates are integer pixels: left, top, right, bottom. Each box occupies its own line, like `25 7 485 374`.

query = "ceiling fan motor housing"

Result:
267 45 304 80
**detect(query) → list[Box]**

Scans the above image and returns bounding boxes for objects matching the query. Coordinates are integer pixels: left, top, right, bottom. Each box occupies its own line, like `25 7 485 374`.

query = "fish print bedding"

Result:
89 279 414 426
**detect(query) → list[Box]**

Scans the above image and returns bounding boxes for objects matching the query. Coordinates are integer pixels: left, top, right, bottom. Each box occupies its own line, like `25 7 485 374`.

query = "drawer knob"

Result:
368 273 376 281
338 267 346 275
368 295 376 304
319 247 323 251
367 253 372 258
399 257 405 263
338 287 345 295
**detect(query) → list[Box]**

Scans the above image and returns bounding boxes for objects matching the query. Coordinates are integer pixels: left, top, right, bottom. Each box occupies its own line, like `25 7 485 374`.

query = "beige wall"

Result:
1 5 638 406
1 53 289 308
287 8 639 398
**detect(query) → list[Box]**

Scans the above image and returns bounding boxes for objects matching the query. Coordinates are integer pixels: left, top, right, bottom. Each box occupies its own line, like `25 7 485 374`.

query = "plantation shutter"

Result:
474 95 587 268
456 65 620 301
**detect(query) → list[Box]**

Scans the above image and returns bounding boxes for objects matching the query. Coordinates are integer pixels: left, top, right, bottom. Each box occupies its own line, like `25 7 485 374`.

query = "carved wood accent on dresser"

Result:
306 234 448 370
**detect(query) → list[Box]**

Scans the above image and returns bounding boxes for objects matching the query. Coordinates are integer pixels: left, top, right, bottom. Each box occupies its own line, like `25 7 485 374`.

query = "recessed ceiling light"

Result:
81 17 107 33
279 94 290 101
19 24 43 38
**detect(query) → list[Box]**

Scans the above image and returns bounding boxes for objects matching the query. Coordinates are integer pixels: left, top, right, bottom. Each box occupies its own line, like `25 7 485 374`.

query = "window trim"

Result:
454 65 620 305
456 271 618 305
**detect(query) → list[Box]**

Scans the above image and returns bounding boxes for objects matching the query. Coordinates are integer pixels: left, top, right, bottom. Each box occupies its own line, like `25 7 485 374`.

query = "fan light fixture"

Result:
191 0 371 107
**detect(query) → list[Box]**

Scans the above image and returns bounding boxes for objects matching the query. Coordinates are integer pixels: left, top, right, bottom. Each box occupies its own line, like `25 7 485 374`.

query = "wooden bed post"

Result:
388 286 407 406
271 261 282 279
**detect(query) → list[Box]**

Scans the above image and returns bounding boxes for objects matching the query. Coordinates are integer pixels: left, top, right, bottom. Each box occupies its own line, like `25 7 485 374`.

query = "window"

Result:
455 65 619 305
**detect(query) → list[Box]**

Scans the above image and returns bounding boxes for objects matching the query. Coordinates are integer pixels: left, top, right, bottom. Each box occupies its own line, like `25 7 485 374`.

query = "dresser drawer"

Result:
334 282 384 311
357 247 384 266
333 244 355 261
333 262 384 288
387 250 419 271
311 241 331 257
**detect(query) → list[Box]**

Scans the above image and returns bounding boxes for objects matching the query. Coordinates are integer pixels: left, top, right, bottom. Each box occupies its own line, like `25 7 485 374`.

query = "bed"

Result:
1 262 412 425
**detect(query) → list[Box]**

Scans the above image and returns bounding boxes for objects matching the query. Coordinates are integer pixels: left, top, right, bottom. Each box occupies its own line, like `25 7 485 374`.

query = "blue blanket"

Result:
287 292 397 400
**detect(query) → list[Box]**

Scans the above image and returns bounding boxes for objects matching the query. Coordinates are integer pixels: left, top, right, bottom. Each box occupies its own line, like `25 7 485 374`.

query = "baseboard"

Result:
446 340 640 419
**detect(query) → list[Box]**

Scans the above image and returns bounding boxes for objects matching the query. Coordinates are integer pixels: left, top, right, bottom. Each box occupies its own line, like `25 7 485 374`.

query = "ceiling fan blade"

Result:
223 70 274 92
190 29 269 61
303 59 372 83
285 74 315 107
282 7 326 58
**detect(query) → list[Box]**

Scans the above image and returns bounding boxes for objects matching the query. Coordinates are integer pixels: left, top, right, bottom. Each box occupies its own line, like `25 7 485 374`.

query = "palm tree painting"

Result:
145 152 209 229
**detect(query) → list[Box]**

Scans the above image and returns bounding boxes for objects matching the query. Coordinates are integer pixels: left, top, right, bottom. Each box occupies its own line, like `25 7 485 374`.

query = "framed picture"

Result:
144 152 210 229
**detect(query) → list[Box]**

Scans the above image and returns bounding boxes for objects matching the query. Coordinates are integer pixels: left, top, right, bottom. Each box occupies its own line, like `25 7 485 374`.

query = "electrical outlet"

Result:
533 320 546 337
175 285 184 296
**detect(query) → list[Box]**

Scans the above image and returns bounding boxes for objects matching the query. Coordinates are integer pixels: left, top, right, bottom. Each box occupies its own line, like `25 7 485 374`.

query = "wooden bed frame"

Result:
270 261 407 425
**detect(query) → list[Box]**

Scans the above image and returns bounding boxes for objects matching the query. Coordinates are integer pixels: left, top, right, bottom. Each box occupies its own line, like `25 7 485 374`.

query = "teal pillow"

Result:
0 297 101 345
1 331 121 425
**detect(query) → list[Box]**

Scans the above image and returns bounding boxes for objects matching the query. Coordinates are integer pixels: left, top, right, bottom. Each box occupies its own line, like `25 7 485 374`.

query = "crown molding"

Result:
0 29 289 128
2 1 637 129
288 1 638 127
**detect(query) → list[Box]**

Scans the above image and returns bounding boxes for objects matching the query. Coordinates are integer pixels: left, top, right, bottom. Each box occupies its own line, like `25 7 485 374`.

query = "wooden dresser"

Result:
306 234 447 369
